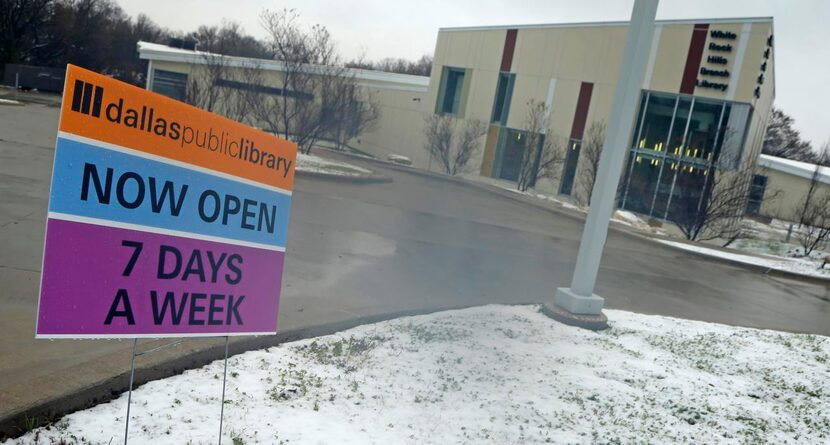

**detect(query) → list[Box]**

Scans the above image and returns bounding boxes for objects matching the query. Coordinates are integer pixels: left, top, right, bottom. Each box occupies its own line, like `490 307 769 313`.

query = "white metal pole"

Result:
124 338 138 445
552 0 659 319
218 336 230 445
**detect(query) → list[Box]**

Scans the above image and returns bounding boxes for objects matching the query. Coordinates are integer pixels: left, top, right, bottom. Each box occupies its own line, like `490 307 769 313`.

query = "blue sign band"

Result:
49 137 291 248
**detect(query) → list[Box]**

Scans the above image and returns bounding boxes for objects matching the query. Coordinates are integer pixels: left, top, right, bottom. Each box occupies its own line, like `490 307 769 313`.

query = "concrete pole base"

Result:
541 287 609 331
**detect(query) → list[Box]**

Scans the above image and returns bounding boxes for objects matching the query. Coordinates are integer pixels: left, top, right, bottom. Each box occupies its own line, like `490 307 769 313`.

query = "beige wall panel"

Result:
547 78 581 142
466 69 499 122
731 22 772 103
447 31 474 68
597 26 628 85
466 31 486 69
555 28 596 81
506 74 545 128
476 30 508 72
584 82 614 129
433 32 449 66
540 29 564 78
648 25 692 93
464 128 488 176
512 28 547 76
572 28 609 83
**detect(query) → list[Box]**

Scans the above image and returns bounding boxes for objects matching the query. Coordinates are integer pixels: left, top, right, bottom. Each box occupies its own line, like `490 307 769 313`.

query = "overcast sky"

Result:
120 0 828 148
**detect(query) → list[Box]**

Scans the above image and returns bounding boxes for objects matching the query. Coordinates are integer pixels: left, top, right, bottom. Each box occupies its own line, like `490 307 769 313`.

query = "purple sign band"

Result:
37 218 284 337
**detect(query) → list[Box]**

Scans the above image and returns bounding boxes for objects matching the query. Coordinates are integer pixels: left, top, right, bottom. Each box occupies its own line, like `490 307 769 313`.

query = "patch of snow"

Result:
296 153 372 177
0 98 22 105
9 305 830 444
612 210 653 229
529 193 586 213
387 154 412 165
741 218 793 240
557 200 582 212
614 210 645 226
658 239 830 279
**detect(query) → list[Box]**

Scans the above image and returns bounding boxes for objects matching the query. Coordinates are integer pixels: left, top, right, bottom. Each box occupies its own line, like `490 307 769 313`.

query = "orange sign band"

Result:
59 65 296 190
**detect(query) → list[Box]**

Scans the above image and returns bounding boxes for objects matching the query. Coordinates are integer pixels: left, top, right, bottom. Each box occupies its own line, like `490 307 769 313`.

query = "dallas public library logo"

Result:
70 79 104 117
67 79 293 179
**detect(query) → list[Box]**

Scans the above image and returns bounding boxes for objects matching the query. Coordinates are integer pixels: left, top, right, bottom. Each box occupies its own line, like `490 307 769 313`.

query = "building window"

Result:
494 128 524 181
437 67 466 115
559 139 582 196
620 90 752 223
685 99 723 163
491 72 515 125
151 70 188 101
622 153 661 214
746 174 768 214
634 92 676 154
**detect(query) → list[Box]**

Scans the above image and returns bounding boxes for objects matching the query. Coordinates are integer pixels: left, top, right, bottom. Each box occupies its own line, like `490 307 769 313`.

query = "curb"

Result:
0 302 533 439
0 94 61 108
641 237 830 287
295 169 393 184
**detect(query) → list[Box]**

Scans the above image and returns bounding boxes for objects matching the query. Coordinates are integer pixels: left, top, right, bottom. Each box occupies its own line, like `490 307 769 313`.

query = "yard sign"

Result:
36 65 297 338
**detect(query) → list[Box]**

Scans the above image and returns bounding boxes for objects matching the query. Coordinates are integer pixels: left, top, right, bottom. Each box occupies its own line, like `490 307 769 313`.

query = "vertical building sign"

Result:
37 65 297 338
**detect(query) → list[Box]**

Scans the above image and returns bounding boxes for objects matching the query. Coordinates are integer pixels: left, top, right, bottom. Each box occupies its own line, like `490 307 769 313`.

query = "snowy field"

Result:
8 305 830 445
296 153 373 177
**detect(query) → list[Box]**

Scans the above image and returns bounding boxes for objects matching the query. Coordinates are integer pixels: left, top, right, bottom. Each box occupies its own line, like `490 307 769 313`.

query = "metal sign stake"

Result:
124 338 138 445
218 336 230 445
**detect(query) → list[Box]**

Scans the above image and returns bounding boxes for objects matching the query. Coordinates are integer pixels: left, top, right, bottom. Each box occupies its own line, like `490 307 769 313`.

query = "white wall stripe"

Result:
727 23 753 101
48 212 286 252
542 78 557 134
57 131 293 197
642 25 662 89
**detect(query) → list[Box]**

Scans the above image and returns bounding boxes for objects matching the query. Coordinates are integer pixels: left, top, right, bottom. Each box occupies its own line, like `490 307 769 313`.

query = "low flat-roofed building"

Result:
754 154 830 221
137 41 431 162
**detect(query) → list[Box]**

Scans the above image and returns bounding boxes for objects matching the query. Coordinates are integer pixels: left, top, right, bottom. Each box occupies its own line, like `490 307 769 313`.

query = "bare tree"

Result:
255 9 377 154
672 166 757 242
789 145 830 256
794 167 822 228
185 52 228 112
576 120 606 204
818 141 830 166
189 21 269 58
516 100 566 192
0 0 52 78
328 85 381 150
220 60 265 125
793 192 830 256
422 114 486 176
346 54 433 76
